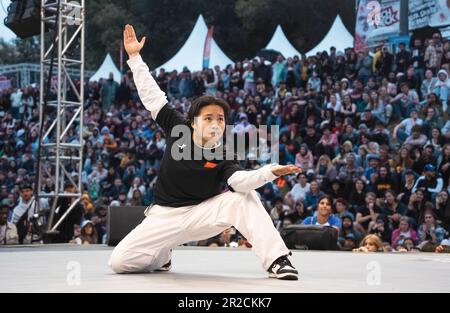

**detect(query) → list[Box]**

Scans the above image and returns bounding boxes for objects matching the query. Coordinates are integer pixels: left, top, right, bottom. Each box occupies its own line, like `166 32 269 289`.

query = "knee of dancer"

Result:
108 250 152 274
109 251 129 274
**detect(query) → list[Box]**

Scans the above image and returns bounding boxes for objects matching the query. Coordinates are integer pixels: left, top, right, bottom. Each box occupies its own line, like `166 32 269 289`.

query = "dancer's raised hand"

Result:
271 164 302 177
123 24 146 58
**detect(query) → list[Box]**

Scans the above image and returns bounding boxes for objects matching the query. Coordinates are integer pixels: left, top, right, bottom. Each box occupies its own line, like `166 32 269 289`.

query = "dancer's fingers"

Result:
130 25 137 39
125 24 131 39
139 36 146 47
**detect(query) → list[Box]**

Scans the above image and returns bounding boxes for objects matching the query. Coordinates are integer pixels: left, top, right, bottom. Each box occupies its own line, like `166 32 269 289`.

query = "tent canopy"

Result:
89 54 121 84
306 15 354 56
264 25 301 59
156 15 234 72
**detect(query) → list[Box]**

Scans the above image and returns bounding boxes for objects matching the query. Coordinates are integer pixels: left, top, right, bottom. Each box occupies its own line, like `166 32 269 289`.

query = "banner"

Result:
202 26 214 69
411 0 450 29
0 79 12 92
355 0 401 52
355 0 450 51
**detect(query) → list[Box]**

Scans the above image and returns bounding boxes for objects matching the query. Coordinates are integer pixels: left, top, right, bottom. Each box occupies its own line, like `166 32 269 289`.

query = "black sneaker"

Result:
267 256 298 280
155 260 172 272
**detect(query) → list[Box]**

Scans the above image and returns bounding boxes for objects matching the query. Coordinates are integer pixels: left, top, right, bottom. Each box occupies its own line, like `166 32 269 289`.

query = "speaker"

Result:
4 0 44 39
107 205 147 246
280 224 339 250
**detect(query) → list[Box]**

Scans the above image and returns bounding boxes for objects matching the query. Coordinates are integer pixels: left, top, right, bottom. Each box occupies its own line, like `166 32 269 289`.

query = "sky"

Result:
0 0 17 42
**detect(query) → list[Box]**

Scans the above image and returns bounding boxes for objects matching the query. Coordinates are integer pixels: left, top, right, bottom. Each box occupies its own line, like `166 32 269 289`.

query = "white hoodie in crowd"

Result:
436 69 450 88
436 69 450 111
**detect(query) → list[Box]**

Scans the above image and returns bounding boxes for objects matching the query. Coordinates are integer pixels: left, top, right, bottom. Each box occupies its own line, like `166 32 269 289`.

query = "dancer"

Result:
109 25 301 280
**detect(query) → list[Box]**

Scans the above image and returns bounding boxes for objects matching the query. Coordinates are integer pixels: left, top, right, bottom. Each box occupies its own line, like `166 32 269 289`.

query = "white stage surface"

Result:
1 245 449 293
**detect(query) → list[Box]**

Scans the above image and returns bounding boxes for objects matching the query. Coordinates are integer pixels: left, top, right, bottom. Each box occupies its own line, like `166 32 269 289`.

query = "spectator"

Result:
407 189 427 222
285 200 310 224
382 190 407 230
77 220 98 245
270 197 291 229
391 83 420 120
129 189 144 206
317 125 339 158
353 234 383 252
428 33 444 71
328 178 346 200
413 163 444 202
335 198 355 221
396 237 417 252
434 69 450 113
88 161 108 185
339 214 362 247
10 183 48 244
372 166 397 199
340 232 358 251
379 46 394 77
127 177 146 201
393 109 423 145
421 69 438 99
295 144 314 171
396 43 411 74
418 209 447 245
368 215 392 243
110 189 128 207
243 63 256 95
391 216 418 249
272 55 287 86
338 153 365 184
231 113 254 136
398 169 416 205
348 178 367 212
332 140 353 169
356 50 373 84
356 192 381 232
53 183 84 243
435 190 450 231
204 68 218 95
100 73 119 111
315 155 338 186
255 57 272 85
0 205 18 245
302 195 342 231
340 95 357 120
303 180 325 212
290 172 310 203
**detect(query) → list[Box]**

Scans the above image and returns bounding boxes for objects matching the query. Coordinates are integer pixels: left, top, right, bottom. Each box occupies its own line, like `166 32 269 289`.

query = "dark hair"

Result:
187 95 230 125
317 194 333 207
385 189 396 198
411 124 422 133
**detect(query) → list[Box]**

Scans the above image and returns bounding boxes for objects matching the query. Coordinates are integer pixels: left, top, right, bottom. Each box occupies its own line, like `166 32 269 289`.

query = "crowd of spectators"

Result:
1 32 450 252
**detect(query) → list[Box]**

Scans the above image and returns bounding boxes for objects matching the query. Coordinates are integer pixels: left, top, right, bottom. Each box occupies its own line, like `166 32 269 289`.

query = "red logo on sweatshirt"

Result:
204 161 217 169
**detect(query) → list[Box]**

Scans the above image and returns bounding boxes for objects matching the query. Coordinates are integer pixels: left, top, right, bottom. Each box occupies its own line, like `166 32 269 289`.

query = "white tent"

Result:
156 15 234 72
306 15 354 56
89 54 122 84
264 25 301 58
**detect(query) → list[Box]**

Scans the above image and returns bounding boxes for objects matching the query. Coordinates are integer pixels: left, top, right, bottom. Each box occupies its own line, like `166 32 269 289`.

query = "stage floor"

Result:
0 245 449 293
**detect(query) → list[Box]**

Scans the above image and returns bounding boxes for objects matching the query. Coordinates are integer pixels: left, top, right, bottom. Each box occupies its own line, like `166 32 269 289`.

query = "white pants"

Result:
109 190 289 273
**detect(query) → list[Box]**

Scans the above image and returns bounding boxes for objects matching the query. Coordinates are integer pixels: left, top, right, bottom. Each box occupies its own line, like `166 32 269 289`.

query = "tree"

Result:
2 0 357 70
235 0 355 56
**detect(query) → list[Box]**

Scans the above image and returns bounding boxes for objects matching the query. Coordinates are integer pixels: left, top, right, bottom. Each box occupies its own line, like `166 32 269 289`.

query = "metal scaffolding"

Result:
38 0 85 236
0 63 93 88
